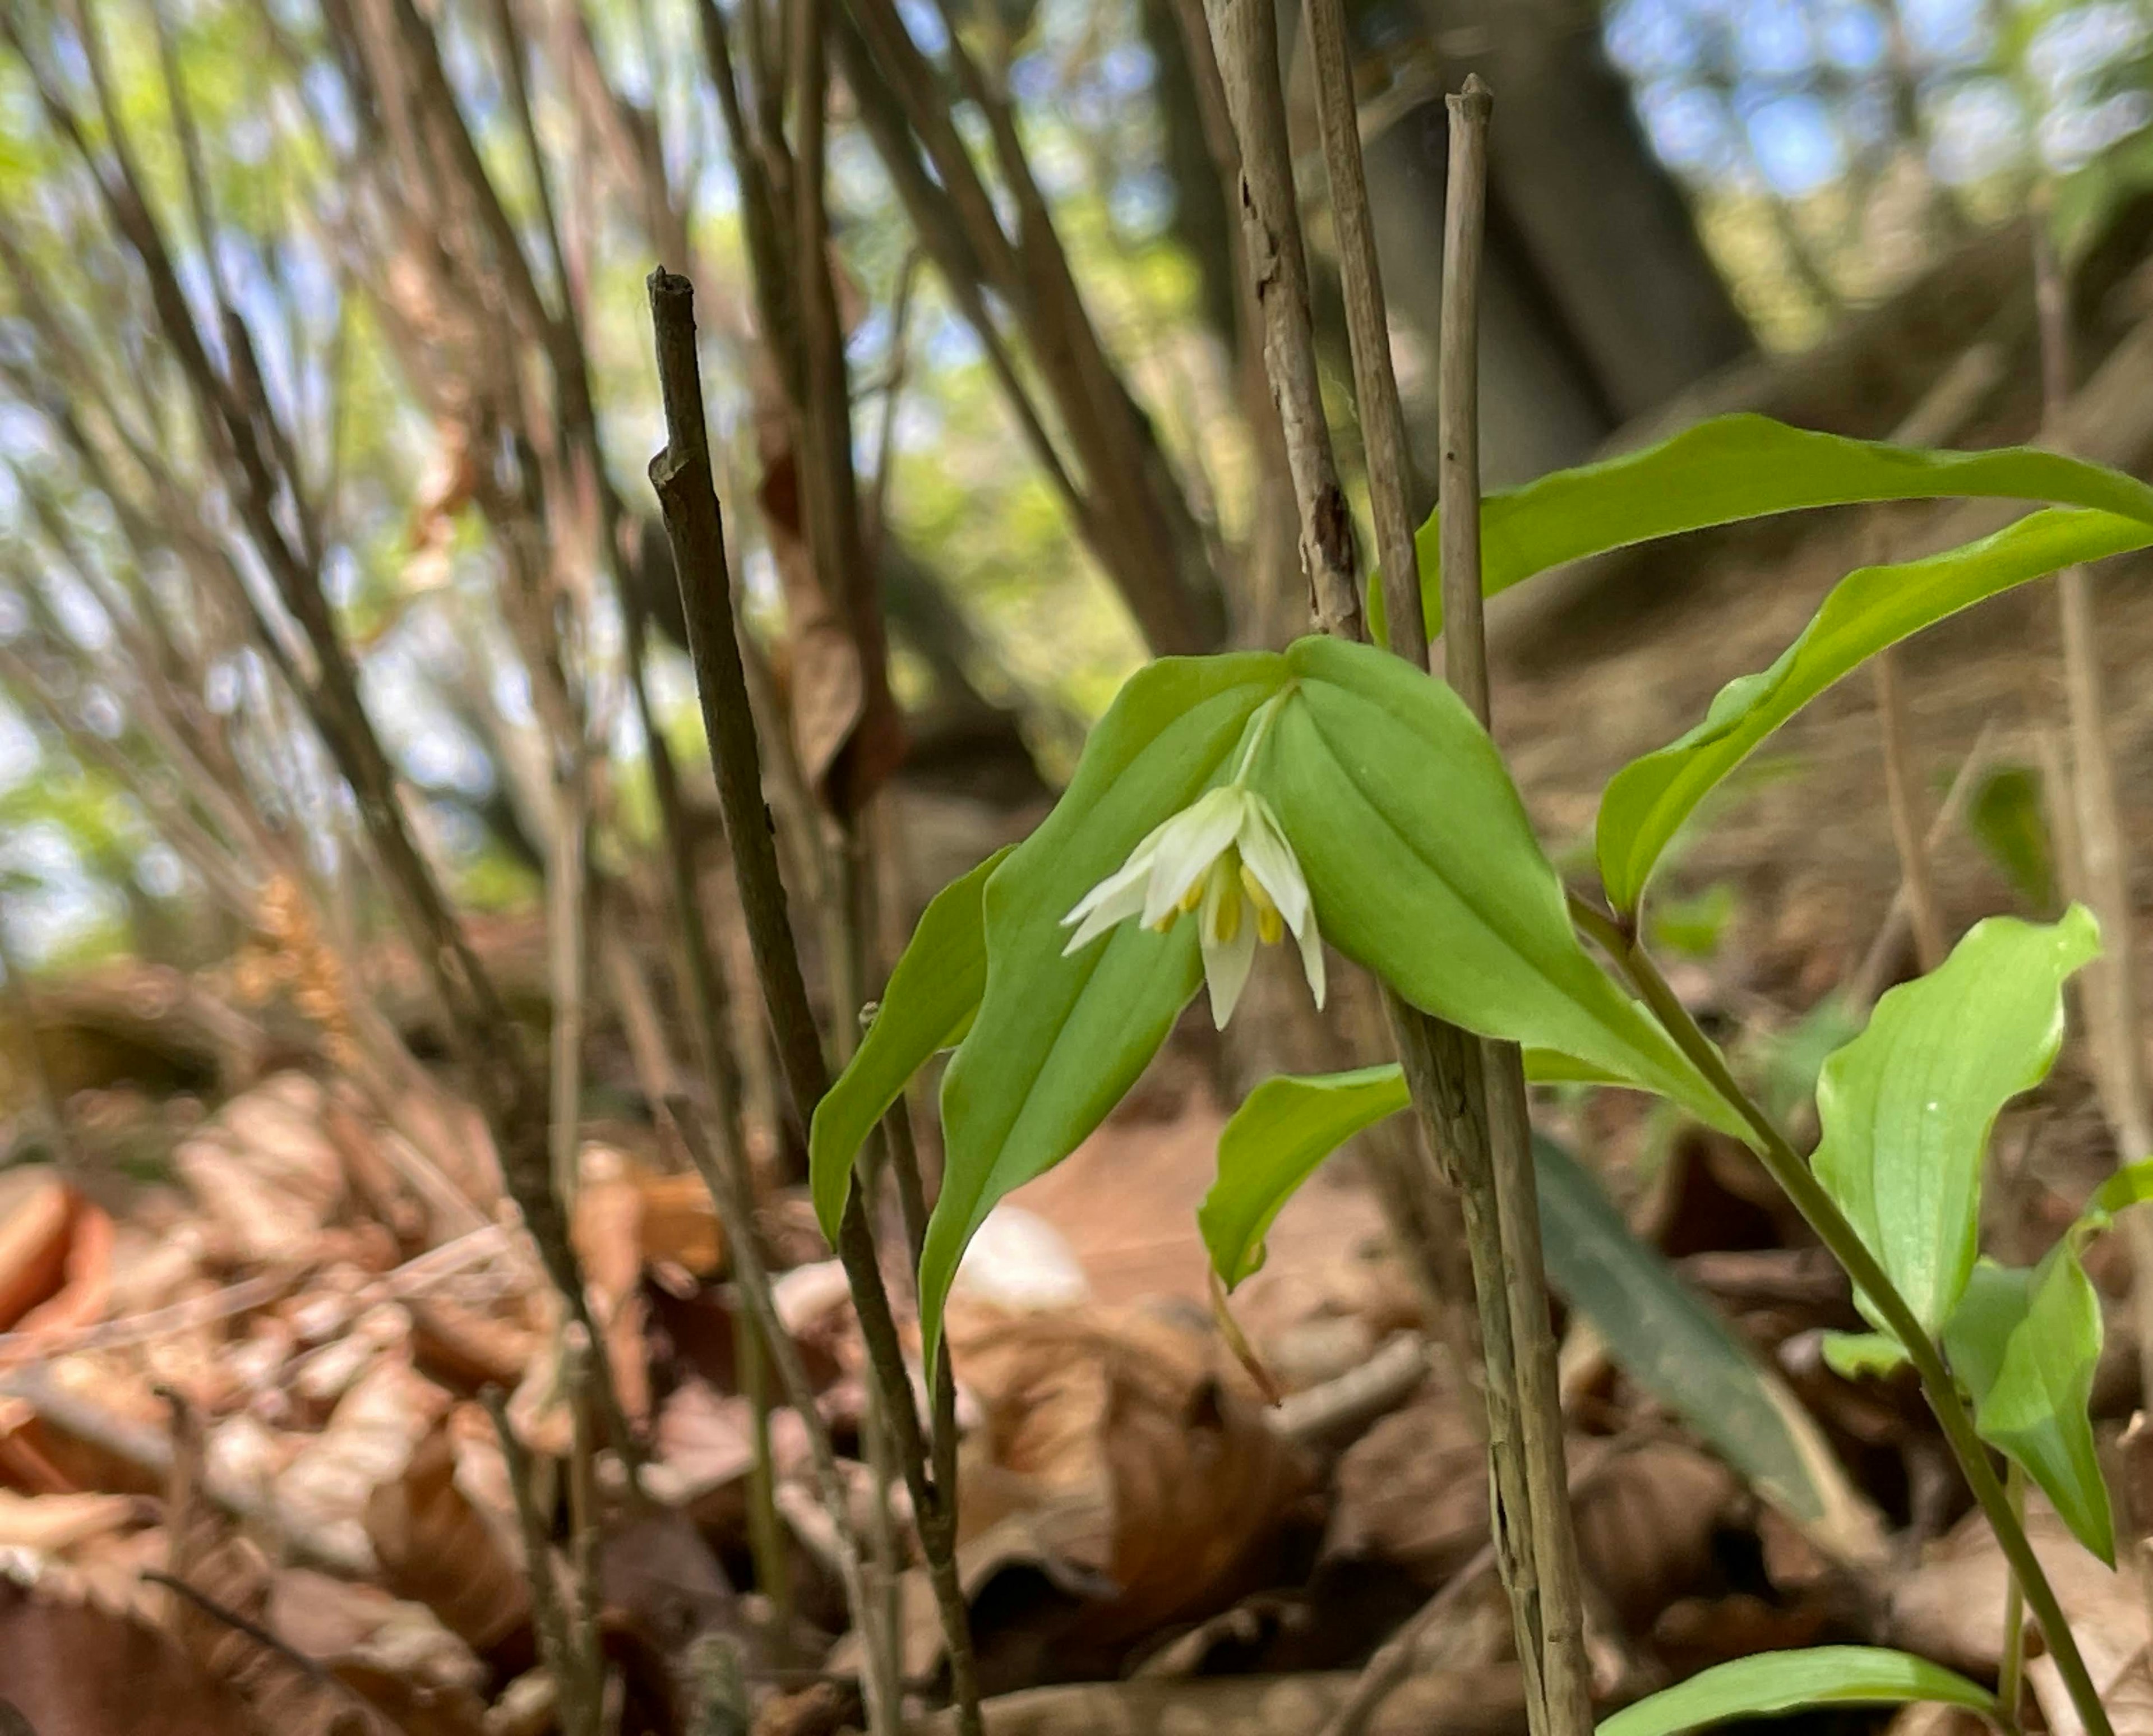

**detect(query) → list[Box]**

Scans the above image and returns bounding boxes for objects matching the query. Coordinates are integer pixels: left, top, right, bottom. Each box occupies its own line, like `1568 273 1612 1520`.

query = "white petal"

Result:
1063 853 1151 930
1140 787 1246 927
1295 912 1327 1009
1235 800 1311 935
1201 914 1259 1028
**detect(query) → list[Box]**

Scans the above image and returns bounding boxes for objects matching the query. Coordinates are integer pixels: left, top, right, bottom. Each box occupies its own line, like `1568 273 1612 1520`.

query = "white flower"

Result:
1061 783 1325 1029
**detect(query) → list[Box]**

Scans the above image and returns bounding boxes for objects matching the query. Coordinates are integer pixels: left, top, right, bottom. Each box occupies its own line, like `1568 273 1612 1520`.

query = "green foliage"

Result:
1812 906 2101 1339
1944 1251 2113 1562
1200 1072 1879 1556
1595 1647 1996 1736
1377 412 2153 645
1968 764 2060 911
810 848 1010 1241
1597 510 2153 915
917 636 1733 1361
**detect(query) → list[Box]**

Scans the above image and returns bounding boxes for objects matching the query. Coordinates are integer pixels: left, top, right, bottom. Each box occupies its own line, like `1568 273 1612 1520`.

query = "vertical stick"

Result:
1870 645 1948 973
646 268 984 1736
2031 209 2153 1428
1433 76 1593 1736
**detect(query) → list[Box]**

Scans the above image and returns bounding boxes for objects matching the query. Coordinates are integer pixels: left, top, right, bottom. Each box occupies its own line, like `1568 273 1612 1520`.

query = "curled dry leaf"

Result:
0 1169 106 1342
1570 1443 1746 1632
275 1351 451 1574
1322 1387 1492 1584
365 1421 530 1651
1892 1498 2149 1683
0 1584 257 1736
948 1305 1320 1650
174 1073 348 1266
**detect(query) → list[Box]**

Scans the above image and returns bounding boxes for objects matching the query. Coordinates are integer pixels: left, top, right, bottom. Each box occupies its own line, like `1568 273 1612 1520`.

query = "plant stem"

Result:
1573 894 2116 1736
2000 1458 2028 1733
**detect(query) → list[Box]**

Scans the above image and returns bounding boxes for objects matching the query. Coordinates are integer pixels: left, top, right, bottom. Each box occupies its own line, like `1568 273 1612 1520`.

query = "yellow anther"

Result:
1179 875 1205 915
1241 865 1283 945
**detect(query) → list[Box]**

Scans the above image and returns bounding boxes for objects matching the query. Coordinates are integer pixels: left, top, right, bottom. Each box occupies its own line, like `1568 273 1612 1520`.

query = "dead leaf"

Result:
1892 1499 2149 1684
0 1585 257 1736
175 1073 347 1264
0 1171 76 1334
1571 1443 1745 1631
0 1489 143 1554
2032 1642 2153 1736
275 1351 450 1573
948 1305 1319 1652
365 1423 529 1651
1322 1386 1490 1583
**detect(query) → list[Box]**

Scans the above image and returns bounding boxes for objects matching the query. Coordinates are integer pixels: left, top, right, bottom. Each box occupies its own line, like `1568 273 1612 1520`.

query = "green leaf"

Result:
1968 764 2058 911
1201 1066 1409 1290
1595 507 2153 915
1202 1077 1882 1559
1267 638 1741 1136
1820 1332 1909 1380
1534 1132 1882 1562
1812 907 2101 1340
808 848 1011 1244
1595 1647 1995 1736
1376 410 2153 646
921 654 1285 1363
2086 1155 2153 1226
1944 1252 2114 1563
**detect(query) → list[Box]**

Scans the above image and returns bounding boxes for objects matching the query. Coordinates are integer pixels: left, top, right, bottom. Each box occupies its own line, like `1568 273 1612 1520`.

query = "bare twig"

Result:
1864 340 2009 978
1846 722 1999 1010
646 269 980 1736
485 1383 599 1736
2031 199 2153 1415
1316 1439 1624 1736
1201 0 1360 641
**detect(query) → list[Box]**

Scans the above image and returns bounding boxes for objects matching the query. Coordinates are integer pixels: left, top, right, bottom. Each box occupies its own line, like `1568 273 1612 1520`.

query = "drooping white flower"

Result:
1062 782 1324 1029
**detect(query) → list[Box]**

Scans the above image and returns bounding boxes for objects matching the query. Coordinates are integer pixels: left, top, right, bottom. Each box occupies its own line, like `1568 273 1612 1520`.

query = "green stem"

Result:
1571 893 2115 1736
2000 1458 2028 1734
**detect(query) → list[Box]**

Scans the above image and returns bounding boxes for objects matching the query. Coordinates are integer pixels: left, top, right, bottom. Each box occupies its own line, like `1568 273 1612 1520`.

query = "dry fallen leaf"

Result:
366 1421 530 1651
0 1585 257 1736
1322 1386 1490 1584
174 1073 348 1265
275 1350 450 1573
0 1170 79 1335
948 1305 1320 1652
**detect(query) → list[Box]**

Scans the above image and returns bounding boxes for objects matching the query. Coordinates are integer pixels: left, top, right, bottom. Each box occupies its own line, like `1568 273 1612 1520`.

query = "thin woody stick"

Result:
1429 79 1593 1736
645 267 984 1736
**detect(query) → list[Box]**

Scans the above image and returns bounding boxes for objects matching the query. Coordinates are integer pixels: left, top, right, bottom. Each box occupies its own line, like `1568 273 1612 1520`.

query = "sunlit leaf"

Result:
1596 509 2153 914
1595 1646 1995 1736
1812 907 2101 1340
808 848 1010 1243
1943 1251 2113 1563
1264 638 1737 1133
1376 411 2153 645
924 638 1740 1363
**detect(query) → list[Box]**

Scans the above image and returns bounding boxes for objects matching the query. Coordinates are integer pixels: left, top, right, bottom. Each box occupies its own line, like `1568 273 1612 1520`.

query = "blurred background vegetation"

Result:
0 0 2150 987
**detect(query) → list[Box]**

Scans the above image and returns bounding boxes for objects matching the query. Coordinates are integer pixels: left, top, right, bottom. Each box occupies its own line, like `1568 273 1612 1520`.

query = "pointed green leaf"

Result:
1596 508 2153 915
1944 1252 2114 1562
1270 637 1742 1135
1373 410 2153 645
1595 1647 1995 1736
920 654 1285 1363
809 848 1011 1243
1200 1065 1410 1290
1534 1132 1883 1562
2086 1155 2153 1227
1813 907 2102 1340
1202 1077 1882 1559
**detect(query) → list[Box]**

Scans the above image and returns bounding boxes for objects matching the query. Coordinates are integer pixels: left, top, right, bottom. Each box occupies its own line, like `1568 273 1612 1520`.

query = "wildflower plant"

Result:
808 413 2153 1735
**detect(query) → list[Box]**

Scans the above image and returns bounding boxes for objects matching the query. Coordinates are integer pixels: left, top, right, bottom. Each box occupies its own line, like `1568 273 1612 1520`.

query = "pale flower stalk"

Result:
1061 769 1325 1028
